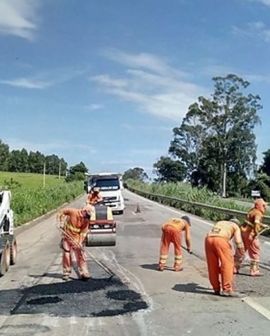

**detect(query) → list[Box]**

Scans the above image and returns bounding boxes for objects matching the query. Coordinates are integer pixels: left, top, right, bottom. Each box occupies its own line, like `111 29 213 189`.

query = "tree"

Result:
7 148 29 172
0 140 9 171
260 149 270 177
153 156 186 183
66 161 88 181
123 167 148 182
28 151 45 174
45 155 68 176
169 74 261 196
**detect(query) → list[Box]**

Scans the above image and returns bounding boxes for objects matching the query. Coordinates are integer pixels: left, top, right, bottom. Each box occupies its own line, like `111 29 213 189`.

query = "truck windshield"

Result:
94 178 120 191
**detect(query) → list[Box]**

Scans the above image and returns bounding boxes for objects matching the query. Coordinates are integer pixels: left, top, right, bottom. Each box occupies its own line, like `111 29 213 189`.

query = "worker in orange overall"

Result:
57 204 94 281
87 187 103 205
158 216 192 272
205 218 245 297
234 198 268 276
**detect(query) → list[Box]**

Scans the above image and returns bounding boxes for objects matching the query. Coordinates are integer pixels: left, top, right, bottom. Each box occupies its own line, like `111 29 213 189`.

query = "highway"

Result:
0 189 270 336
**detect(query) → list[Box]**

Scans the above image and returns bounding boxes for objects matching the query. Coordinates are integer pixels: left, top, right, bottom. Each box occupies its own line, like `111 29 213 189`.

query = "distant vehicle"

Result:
85 173 125 214
0 190 17 276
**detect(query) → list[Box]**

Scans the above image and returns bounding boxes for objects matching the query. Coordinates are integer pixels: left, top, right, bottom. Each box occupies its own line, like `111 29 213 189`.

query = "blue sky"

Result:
0 0 269 177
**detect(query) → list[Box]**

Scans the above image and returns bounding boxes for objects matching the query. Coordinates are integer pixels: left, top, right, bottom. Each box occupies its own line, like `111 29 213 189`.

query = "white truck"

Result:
0 190 17 276
85 173 125 214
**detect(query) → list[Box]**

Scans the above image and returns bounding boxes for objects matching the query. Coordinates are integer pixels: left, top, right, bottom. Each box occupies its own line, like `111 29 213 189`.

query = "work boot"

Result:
80 273 91 281
250 269 263 276
173 266 183 272
62 274 70 281
250 261 262 276
233 267 239 274
221 291 244 298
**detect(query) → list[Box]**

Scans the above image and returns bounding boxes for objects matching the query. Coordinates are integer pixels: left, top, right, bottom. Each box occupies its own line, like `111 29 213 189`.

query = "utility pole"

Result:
43 162 46 187
58 161 61 179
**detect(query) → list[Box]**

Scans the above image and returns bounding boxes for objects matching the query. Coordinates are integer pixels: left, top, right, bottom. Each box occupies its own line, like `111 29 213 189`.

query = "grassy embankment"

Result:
127 180 268 223
0 172 83 226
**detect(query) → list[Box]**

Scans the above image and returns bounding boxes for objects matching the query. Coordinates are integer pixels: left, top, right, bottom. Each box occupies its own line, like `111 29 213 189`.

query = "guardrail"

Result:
127 186 270 226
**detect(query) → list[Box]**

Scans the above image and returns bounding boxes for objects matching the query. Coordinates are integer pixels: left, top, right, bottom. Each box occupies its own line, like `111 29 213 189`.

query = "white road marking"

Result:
41 315 59 327
242 297 270 321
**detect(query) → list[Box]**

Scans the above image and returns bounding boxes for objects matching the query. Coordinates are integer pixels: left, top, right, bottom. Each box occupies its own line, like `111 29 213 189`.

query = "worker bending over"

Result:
57 205 94 281
87 187 103 205
234 198 268 276
158 216 191 272
205 218 245 297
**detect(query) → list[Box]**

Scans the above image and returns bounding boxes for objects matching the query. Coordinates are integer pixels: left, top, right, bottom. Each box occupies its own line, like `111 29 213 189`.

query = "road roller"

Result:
85 204 116 247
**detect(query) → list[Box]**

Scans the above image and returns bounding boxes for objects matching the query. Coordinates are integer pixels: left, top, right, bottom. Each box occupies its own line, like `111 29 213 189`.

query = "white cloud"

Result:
0 78 51 89
0 0 41 40
91 50 207 121
251 0 270 6
232 21 270 42
85 104 104 111
0 67 85 89
121 123 171 132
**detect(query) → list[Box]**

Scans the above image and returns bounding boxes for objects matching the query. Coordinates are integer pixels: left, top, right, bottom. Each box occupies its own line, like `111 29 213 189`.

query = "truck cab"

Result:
0 190 17 276
85 173 125 214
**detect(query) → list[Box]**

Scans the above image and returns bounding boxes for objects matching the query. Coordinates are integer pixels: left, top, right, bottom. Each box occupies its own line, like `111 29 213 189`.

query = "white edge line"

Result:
242 297 270 321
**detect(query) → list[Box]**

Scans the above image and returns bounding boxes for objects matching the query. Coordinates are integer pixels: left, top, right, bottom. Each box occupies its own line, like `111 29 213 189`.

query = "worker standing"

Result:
158 216 192 272
205 218 245 297
57 205 93 281
87 186 103 205
234 198 268 276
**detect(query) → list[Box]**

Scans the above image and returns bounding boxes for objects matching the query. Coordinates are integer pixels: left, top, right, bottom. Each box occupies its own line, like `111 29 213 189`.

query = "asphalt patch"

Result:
0 277 148 318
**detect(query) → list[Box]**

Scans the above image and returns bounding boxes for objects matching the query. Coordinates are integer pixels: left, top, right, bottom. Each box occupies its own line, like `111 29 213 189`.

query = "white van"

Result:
86 173 125 214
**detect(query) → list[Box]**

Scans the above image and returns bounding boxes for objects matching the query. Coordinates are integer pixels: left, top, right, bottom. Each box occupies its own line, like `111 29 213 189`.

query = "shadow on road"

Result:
140 263 159 271
29 272 63 280
172 282 213 295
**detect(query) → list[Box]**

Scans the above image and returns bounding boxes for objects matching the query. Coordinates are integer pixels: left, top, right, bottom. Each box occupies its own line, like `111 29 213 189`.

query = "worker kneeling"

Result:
158 216 191 272
205 218 245 297
57 205 94 281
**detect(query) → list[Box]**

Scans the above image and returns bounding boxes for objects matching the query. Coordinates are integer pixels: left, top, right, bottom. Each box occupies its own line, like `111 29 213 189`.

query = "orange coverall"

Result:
59 207 91 279
158 218 191 271
205 220 244 295
234 198 267 276
87 191 103 205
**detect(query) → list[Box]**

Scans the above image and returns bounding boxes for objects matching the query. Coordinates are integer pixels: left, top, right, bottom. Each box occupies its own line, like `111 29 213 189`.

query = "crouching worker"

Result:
158 216 192 272
57 205 94 281
205 218 245 297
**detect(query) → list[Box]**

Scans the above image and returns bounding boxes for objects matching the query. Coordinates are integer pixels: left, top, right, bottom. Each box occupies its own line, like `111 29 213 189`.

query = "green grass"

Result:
0 171 65 190
126 179 270 223
0 171 84 226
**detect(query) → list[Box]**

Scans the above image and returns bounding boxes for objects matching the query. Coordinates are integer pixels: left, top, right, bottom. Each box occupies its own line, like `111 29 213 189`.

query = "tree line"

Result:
0 139 68 176
124 74 270 199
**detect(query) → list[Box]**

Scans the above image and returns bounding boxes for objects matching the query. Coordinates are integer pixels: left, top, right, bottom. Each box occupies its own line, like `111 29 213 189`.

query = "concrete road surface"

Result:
0 189 270 336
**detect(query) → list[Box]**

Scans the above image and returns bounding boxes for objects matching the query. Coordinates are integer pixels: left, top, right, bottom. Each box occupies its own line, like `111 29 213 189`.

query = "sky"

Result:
0 0 269 178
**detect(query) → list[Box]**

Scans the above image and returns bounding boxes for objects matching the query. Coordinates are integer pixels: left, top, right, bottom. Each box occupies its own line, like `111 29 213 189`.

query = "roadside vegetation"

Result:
126 179 269 225
124 75 270 203
0 171 83 226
